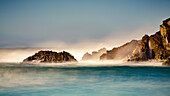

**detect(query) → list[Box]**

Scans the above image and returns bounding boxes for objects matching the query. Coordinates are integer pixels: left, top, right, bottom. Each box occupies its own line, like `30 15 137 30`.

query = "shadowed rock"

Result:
23 50 77 63
163 56 170 66
128 18 170 63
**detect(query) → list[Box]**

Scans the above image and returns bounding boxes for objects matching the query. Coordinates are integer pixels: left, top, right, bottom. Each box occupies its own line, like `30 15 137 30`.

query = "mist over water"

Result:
0 47 167 96
0 47 164 67
0 63 170 96
0 48 87 62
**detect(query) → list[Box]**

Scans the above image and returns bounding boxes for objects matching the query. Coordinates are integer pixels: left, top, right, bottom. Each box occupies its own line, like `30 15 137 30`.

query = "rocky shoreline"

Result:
23 18 170 65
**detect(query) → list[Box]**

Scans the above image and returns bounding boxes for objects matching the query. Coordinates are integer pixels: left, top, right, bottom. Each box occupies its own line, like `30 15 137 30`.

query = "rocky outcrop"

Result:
81 48 106 61
128 35 153 61
80 18 170 64
23 50 77 63
150 31 170 59
140 35 151 60
163 56 170 66
160 18 170 50
100 40 139 60
128 18 170 62
99 18 170 63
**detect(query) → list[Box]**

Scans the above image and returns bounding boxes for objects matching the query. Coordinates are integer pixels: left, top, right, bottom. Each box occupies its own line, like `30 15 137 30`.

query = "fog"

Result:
0 25 158 63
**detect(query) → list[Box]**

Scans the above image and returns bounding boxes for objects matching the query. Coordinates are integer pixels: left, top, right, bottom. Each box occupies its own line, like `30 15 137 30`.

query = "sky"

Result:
0 0 170 49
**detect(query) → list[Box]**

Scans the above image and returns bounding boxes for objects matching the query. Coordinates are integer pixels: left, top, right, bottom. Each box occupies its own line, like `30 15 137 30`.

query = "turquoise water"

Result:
0 63 170 96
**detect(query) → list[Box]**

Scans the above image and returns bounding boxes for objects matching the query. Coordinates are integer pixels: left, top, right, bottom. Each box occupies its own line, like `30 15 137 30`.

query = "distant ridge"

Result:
81 48 106 61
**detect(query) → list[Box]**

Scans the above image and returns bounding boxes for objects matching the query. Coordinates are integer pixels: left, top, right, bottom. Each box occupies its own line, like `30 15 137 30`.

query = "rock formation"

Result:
128 35 153 61
100 18 170 63
163 56 170 66
100 40 140 60
128 18 170 62
160 18 170 50
81 48 106 61
23 50 77 63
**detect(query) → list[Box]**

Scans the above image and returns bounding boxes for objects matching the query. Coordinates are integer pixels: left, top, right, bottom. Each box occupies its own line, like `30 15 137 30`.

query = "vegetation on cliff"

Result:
23 50 77 63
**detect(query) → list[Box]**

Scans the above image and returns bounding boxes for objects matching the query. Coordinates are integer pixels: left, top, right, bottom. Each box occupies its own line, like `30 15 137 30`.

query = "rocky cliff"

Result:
100 40 140 60
23 50 77 63
100 18 170 63
81 48 106 61
163 56 170 66
160 18 170 50
128 18 170 62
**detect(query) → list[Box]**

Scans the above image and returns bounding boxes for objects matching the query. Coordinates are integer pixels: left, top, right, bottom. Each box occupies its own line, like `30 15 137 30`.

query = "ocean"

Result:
0 63 170 96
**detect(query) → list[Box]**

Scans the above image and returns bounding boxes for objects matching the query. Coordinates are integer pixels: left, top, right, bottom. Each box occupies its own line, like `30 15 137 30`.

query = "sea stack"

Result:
23 50 77 63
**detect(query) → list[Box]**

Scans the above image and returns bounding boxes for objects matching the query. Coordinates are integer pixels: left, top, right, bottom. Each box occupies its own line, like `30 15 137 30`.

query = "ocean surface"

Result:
0 63 170 96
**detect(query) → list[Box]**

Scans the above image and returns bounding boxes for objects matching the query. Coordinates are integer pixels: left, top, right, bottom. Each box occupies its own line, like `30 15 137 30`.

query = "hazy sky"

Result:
0 0 170 48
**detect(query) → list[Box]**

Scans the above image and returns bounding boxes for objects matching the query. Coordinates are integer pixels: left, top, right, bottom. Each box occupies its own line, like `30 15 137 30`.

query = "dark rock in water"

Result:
163 56 170 66
81 48 106 61
23 50 77 63
100 40 139 60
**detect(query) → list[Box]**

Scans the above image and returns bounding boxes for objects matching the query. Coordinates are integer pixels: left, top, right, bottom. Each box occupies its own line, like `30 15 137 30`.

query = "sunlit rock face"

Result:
128 35 154 61
81 48 106 61
160 18 170 50
23 51 77 63
149 32 169 59
129 18 170 61
100 40 139 60
101 18 170 62
149 18 170 60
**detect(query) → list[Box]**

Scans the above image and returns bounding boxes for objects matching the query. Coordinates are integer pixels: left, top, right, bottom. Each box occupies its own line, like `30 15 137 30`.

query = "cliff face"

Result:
100 40 139 60
150 31 170 59
128 18 170 61
160 18 170 50
100 18 170 62
81 48 106 61
141 35 151 59
163 56 170 66
23 51 77 63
